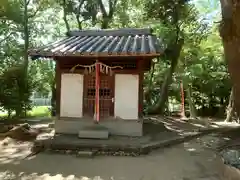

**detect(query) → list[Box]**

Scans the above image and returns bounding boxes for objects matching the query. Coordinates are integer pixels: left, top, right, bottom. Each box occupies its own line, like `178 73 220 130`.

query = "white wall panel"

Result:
114 74 139 119
60 73 83 118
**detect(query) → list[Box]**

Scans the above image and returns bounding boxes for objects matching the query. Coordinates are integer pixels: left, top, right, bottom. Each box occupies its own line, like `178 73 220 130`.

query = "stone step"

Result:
76 151 95 158
78 129 109 139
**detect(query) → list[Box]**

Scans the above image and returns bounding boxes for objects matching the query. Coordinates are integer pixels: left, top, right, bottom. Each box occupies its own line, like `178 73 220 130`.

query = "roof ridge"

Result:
66 28 153 37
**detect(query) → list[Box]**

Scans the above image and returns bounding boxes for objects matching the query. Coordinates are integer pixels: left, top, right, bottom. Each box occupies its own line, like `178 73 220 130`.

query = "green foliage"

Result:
144 22 229 117
0 0 231 118
112 0 145 28
0 65 34 117
29 60 55 95
145 0 190 23
27 106 50 117
0 0 23 24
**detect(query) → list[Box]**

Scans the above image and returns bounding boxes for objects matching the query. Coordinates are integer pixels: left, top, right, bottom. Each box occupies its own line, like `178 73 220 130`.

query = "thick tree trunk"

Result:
225 89 234 122
101 18 110 29
220 0 240 118
149 39 184 114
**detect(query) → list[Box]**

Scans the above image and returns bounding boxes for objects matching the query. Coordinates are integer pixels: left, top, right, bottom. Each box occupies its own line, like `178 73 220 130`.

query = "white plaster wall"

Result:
114 74 139 119
60 73 83 118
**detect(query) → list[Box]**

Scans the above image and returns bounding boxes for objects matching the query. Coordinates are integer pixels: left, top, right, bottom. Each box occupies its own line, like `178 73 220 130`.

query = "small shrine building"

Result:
29 28 162 137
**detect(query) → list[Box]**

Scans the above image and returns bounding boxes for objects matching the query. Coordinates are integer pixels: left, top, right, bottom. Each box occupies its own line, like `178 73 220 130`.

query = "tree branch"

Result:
109 0 118 17
28 5 42 19
62 0 70 32
75 14 82 30
79 0 85 11
75 0 85 30
0 32 14 44
75 0 85 16
98 0 107 17
26 0 31 6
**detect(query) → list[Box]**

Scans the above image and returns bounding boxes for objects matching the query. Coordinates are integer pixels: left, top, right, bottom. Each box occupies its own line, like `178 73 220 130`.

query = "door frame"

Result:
82 73 115 119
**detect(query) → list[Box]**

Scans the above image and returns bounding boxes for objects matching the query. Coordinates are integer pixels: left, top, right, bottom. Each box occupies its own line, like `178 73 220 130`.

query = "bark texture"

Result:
225 89 234 122
187 85 197 119
220 0 240 117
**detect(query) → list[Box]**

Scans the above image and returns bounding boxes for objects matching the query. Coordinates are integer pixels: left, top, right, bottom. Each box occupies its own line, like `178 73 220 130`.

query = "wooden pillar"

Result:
138 59 144 118
55 59 61 119
94 61 100 122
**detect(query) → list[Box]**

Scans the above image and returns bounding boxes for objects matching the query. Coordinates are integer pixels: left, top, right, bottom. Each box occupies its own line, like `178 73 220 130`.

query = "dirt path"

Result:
0 135 222 180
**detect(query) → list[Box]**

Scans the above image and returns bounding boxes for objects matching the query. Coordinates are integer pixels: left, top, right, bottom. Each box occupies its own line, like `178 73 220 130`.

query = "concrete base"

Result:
36 126 212 156
55 117 143 137
78 127 109 139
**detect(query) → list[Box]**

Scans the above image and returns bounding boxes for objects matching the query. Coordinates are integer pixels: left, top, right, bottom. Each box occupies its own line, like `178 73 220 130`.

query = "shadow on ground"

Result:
144 116 219 135
0 115 231 179
0 135 222 180
27 116 231 157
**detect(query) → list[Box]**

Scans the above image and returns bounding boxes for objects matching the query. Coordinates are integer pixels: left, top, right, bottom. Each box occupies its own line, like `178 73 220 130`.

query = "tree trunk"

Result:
51 82 56 116
15 107 22 118
149 39 184 114
187 85 197 119
180 81 186 118
219 0 240 118
75 1 84 30
225 89 234 122
23 0 29 72
17 0 30 118
7 110 11 119
76 15 82 30
101 18 110 29
144 63 155 105
98 0 118 29
62 0 70 32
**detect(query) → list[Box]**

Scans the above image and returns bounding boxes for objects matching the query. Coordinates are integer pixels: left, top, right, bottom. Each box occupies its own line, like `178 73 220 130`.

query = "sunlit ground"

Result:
0 135 222 180
0 114 229 179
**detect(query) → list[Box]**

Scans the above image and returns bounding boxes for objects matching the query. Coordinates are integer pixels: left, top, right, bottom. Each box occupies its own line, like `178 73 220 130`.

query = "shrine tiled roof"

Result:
28 28 163 58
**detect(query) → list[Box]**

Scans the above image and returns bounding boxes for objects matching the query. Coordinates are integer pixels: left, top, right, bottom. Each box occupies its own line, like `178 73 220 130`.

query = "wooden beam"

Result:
29 51 161 59
67 28 153 37
56 60 61 118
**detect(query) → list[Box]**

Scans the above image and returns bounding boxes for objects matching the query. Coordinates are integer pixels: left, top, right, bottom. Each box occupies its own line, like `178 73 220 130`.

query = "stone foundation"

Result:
55 117 143 137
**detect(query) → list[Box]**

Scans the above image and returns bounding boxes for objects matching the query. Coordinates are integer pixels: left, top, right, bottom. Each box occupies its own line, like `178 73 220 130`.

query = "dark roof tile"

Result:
29 28 163 58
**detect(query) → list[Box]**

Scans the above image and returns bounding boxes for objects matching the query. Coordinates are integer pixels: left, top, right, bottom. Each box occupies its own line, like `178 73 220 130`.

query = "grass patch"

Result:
27 106 51 117
0 106 50 119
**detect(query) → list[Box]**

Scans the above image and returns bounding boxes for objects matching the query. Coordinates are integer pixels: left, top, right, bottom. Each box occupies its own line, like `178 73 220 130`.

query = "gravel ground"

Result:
0 135 223 180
